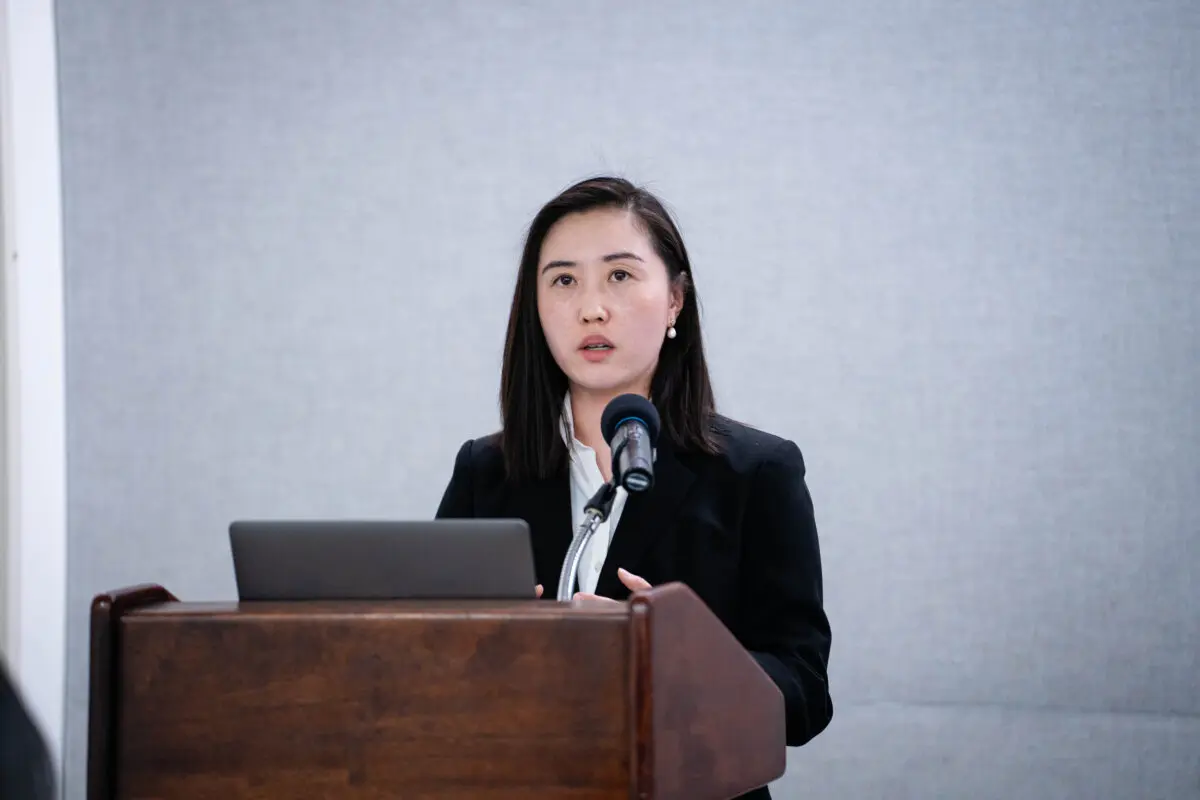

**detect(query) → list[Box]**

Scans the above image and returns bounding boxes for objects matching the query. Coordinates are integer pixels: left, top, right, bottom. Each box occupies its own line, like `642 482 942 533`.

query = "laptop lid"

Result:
229 519 537 601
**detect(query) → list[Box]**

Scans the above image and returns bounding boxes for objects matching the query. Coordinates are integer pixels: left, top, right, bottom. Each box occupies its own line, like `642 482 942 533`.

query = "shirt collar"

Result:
561 393 587 453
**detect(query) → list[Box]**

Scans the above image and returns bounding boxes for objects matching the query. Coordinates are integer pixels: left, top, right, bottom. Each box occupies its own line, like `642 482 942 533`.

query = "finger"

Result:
535 584 543 598
572 592 618 605
617 568 652 591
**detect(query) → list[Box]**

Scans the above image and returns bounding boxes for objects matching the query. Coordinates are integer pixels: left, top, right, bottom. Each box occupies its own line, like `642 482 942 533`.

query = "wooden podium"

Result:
88 582 785 799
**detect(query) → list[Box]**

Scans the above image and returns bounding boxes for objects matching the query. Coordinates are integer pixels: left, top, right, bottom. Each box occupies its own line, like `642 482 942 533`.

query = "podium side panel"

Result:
114 610 631 800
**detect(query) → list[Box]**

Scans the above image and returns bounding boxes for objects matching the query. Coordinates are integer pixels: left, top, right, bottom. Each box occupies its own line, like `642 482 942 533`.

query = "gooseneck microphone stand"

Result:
556 433 638 601
555 482 618 602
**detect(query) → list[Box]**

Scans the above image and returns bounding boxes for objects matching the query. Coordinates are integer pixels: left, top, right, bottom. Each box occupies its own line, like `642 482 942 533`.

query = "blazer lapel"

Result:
594 440 695 598
503 471 574 597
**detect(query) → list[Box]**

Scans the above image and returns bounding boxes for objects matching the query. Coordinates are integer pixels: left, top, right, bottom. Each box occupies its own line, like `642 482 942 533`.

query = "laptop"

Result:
229 519 537 601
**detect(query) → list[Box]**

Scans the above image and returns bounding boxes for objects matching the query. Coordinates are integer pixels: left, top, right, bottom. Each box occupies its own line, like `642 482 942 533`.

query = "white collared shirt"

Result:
562 394 628 595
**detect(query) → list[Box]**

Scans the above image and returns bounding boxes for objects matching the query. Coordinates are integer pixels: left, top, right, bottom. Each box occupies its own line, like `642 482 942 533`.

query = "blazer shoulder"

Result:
437 431 505 518
456 431 506 480
707 415 806 476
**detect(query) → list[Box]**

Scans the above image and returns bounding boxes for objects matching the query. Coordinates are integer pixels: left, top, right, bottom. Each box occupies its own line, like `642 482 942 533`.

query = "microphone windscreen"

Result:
601 394 661 445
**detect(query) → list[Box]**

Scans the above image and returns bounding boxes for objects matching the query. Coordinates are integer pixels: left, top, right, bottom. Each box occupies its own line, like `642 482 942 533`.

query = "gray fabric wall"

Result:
55 2 1199 798
0 109 7 657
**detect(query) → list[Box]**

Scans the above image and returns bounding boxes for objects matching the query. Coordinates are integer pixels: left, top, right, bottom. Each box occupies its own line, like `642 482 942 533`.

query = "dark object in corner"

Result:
0 660 55 800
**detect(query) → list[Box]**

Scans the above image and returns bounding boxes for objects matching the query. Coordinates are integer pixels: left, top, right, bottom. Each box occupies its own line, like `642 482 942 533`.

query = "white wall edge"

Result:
1 0 68 776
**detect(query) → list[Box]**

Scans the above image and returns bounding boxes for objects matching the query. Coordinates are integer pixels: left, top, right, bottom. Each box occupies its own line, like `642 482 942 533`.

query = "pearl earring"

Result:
666 323 677 340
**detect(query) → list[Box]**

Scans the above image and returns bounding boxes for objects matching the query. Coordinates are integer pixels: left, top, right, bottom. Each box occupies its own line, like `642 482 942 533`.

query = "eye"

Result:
610 269 631 282
552 273 575 287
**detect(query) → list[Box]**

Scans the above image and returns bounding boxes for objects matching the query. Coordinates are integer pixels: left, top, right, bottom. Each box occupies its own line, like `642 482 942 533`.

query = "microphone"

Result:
601 394 660 492
556 394 660 601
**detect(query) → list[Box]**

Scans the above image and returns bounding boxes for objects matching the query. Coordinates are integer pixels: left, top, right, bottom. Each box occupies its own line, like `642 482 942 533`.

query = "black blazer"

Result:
436 417 832 798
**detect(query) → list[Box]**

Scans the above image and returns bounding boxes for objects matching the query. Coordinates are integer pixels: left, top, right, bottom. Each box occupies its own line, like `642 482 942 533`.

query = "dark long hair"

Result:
499 176 719 482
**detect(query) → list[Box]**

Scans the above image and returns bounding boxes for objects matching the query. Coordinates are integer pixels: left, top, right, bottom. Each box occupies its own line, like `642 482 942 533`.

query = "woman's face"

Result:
536 208 682 398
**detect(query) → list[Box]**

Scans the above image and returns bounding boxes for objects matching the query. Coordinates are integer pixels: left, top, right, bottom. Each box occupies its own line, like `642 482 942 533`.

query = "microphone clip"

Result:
583 481 618 521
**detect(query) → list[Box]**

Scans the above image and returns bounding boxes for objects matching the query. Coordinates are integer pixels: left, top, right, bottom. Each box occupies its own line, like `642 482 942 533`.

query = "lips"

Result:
578 334 615 362
578 335 614 352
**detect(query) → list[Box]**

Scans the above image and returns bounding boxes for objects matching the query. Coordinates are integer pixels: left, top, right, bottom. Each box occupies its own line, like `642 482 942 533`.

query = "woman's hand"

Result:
572 568 651 604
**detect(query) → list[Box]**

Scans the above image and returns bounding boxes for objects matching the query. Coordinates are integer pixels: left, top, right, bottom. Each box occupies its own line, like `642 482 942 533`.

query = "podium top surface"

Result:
122 598 631 620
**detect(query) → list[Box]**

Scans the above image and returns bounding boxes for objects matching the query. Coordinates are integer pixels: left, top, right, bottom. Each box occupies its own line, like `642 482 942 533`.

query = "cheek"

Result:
622 290 669 336
537 296 574 354
615 292 669 359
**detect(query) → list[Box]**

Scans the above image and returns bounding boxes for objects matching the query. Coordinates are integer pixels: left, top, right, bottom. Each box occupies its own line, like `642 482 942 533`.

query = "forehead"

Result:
539 208 655 263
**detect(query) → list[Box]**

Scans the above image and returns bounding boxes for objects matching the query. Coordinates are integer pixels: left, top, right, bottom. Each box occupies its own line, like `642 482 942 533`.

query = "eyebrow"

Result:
541 252 645 274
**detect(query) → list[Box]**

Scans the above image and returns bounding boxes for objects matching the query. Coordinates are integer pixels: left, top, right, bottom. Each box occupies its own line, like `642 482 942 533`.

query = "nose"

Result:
580 304 609 324
578 287 609 324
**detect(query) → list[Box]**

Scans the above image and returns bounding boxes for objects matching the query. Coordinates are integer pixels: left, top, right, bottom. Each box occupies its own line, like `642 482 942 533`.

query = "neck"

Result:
569 384 650 483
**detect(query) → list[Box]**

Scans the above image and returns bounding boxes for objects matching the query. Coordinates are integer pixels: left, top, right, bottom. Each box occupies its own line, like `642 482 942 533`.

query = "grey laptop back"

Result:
229 519 537 601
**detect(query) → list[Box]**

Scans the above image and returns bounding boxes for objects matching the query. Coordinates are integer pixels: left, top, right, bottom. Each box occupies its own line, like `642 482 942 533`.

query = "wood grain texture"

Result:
89 584 178 800
632 583 786 800
114 601 630 799
89 586 785 800
629 598 654 800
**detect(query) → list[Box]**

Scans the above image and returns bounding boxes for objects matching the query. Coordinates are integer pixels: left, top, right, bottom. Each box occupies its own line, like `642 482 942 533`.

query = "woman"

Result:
436 177 832 794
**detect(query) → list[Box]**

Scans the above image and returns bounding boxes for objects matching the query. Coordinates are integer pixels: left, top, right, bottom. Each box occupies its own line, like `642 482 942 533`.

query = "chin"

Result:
565 367 649 396
566 376 624 394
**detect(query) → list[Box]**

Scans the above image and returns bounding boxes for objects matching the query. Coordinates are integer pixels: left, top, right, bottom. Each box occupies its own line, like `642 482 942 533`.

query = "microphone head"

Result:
601 394 661 445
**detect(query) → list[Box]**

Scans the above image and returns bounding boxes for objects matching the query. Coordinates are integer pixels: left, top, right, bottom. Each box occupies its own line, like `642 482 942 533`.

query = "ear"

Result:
668 281 686 321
